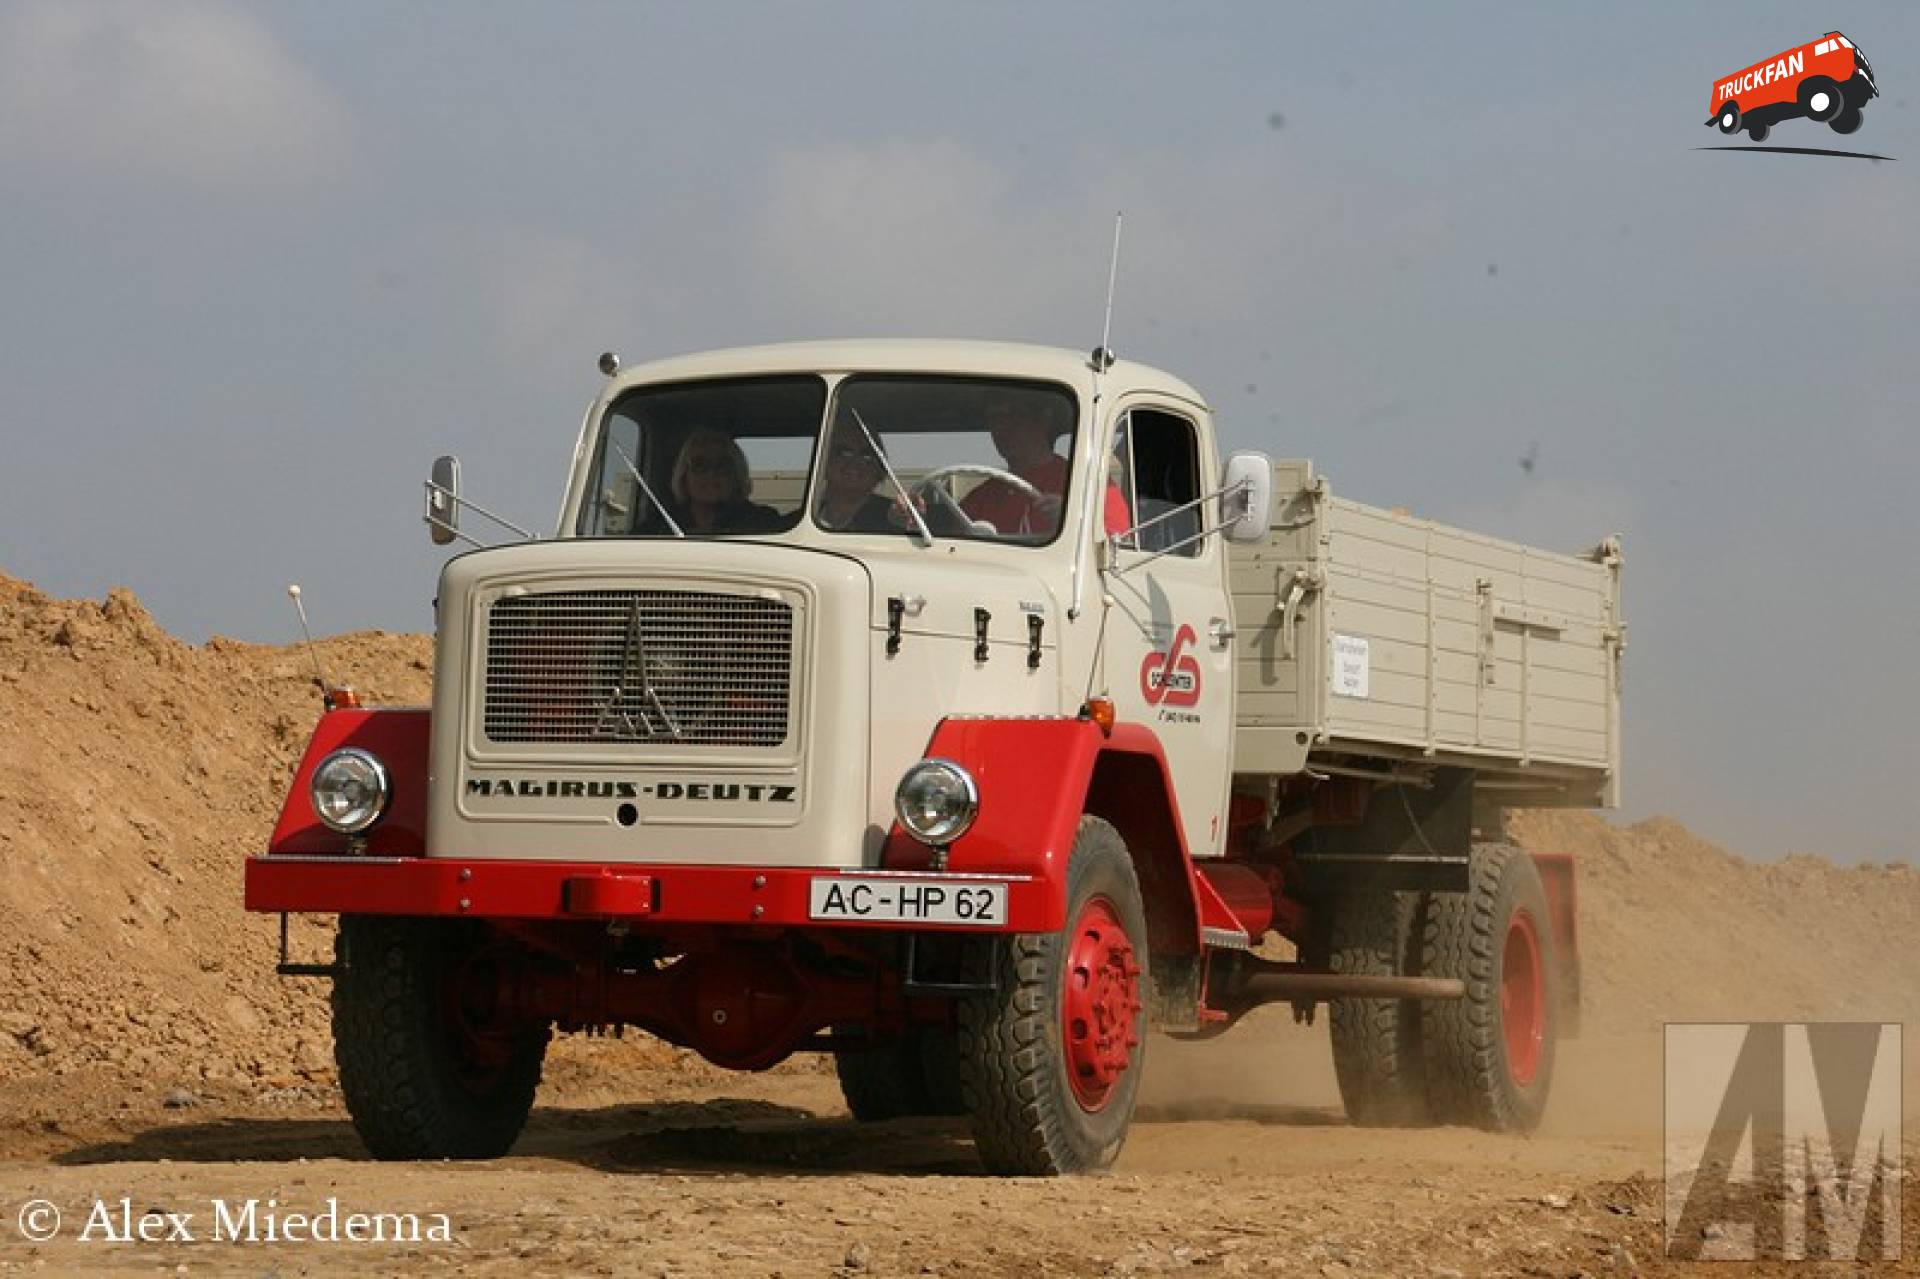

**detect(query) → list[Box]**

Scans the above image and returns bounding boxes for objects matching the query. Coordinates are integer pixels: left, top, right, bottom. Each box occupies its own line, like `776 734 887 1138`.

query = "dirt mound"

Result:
1510 809 1920 1034
0 572 434 1089
1 571 1912 1101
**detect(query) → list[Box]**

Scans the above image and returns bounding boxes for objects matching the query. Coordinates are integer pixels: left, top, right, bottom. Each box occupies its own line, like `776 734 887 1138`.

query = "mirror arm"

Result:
1105 520 1233 575
422 480 538 545
422 509 490 549
1105 479 1255 575
1114 478 1248 543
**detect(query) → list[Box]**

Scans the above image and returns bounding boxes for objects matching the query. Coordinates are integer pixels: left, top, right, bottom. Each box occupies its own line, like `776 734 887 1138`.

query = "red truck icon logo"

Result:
1707 32 1878 142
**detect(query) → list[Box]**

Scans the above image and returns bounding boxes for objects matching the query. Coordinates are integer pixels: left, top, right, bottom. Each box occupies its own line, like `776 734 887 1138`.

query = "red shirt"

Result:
961 453 1131 538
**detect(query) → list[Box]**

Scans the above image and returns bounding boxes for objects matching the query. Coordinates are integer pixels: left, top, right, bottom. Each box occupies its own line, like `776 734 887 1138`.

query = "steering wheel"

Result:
909 464 1047 535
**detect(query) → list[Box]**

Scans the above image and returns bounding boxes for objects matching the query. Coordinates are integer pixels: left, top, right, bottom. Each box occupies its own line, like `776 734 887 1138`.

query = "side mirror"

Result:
1221 452 1274 544
426 454 461 545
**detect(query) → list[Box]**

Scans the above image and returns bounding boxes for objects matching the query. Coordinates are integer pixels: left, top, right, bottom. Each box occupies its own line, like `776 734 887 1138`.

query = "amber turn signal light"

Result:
1082 697 1116 735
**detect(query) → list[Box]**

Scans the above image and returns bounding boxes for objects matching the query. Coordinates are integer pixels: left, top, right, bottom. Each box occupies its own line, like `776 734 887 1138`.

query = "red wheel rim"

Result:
1500 909 1545 1087
1061 895 1143 1112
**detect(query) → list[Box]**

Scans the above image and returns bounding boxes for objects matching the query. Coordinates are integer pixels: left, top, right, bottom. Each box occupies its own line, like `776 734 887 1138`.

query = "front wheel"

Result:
958 816 1150 1174
332 916 549 1160
1830 107 1864 135
1419 844 1558 1132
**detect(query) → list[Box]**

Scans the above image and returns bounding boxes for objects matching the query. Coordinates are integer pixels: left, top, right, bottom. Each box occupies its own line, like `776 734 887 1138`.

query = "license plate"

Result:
808 876 1008 926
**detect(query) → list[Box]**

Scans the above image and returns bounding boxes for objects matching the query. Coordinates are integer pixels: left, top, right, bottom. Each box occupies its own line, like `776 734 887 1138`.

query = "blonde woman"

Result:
668 428 782 534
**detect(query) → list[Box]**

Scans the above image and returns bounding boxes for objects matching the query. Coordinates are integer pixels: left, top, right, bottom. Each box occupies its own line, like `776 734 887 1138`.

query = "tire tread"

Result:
332 917 547 1160
958 816 1146 1174
1419 843 1555 1132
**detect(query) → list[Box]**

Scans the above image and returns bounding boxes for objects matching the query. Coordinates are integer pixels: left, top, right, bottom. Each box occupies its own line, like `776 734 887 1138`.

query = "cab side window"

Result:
1115 408 1202 557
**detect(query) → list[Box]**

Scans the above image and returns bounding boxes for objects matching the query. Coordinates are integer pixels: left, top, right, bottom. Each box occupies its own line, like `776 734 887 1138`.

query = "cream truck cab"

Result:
248 340 1624 1174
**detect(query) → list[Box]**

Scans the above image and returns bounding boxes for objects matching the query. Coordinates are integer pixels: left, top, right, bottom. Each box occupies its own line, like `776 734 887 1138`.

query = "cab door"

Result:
1101 400 1234 860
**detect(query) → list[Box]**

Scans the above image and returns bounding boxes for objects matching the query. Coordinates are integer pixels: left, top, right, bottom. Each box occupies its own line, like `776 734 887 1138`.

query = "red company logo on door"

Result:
1140 624 1202 708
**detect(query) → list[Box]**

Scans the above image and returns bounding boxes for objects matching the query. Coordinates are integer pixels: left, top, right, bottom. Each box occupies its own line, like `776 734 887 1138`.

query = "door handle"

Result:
1208 617 1236 649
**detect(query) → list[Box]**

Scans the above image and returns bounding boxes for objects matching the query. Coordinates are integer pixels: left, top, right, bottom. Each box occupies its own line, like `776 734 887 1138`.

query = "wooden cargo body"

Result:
1229 461 1623 809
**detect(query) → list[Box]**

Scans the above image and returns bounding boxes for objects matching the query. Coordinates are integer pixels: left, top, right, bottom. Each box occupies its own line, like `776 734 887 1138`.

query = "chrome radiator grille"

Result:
483 589 794 746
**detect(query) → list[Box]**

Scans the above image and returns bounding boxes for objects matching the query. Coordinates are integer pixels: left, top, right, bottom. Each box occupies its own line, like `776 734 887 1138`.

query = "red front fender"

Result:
269 707 429 856
881 718 1230 948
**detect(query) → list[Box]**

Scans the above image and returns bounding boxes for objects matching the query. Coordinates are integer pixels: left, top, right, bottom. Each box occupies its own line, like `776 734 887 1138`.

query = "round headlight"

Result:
311 748 391 835
894 759 979 846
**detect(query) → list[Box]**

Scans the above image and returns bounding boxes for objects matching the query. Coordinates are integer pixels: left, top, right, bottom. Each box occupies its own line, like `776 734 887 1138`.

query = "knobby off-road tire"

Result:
1419 843 1558 1132
332 916 550 1160
833 1027 966 1120
1328 889 1430 1126
958 816 1150 1174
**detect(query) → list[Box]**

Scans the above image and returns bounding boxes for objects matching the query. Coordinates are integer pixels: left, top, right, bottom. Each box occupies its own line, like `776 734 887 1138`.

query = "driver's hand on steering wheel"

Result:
886 493 928 528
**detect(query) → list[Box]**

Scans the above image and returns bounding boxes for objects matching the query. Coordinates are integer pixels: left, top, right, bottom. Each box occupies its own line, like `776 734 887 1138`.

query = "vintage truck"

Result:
246 340 1624 1174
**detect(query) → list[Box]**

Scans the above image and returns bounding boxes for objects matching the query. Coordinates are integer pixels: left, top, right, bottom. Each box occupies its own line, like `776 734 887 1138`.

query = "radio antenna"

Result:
286 583 336 707
1098 211 1123 364
1069 212 1124 621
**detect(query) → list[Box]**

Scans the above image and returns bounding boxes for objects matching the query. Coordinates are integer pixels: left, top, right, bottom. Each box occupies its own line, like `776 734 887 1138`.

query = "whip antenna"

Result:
286 583 338 707
1098 212 1123 365
1070 212 1125 620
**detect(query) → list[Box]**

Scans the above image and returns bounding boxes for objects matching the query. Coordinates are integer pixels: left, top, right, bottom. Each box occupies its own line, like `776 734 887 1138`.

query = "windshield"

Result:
577 373 1087 545
576 375 825 537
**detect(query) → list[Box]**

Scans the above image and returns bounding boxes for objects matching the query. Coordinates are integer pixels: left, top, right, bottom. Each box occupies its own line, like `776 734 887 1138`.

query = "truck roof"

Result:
604 338 1212 410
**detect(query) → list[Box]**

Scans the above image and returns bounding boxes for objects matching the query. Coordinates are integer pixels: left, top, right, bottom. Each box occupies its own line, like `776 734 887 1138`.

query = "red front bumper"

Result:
244 855 1052 933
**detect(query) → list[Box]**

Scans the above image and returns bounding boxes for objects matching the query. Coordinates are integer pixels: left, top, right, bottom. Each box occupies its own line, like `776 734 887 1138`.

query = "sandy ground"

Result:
1 1022 1913 1276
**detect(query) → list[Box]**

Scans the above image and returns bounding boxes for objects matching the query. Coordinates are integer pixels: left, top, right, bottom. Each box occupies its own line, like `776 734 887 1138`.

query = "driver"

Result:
962 391 1131 538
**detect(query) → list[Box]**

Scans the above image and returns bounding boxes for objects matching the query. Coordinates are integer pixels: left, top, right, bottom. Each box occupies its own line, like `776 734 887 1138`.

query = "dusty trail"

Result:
0 1033 1677 1276
3 1025 1913 1275
2 574 1916 1274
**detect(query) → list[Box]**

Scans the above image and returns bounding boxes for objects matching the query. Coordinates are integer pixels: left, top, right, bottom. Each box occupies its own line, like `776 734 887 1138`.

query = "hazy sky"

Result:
1 2 1914 862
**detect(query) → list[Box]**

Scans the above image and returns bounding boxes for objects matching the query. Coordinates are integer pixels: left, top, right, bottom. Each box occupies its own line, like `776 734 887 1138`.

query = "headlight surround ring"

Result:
310 747 392 835
893 758 980 847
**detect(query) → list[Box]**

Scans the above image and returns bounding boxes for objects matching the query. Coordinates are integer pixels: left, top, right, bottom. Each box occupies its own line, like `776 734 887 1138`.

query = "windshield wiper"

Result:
850 409 933 547
610 440 683 538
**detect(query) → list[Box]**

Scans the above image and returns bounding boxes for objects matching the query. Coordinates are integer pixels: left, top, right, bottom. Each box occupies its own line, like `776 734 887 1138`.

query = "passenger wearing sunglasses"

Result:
667 428 784 535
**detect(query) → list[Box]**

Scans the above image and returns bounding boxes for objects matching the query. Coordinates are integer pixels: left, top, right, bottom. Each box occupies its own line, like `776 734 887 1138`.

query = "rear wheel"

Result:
958 816 1149 1174
1717 102 1741 134
332 916 549 1160
1419 844 1558 1131
1328 890 1430 1126
1746 120 1771 143
834 1027 965 1120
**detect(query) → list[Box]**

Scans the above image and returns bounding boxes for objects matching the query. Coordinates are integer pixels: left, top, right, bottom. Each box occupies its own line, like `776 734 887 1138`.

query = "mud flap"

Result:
1530 852 1581 1039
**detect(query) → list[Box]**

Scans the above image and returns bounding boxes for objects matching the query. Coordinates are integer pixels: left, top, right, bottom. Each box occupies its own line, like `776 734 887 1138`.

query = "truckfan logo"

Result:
1139 624 1202 708
1702 31 1887 155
